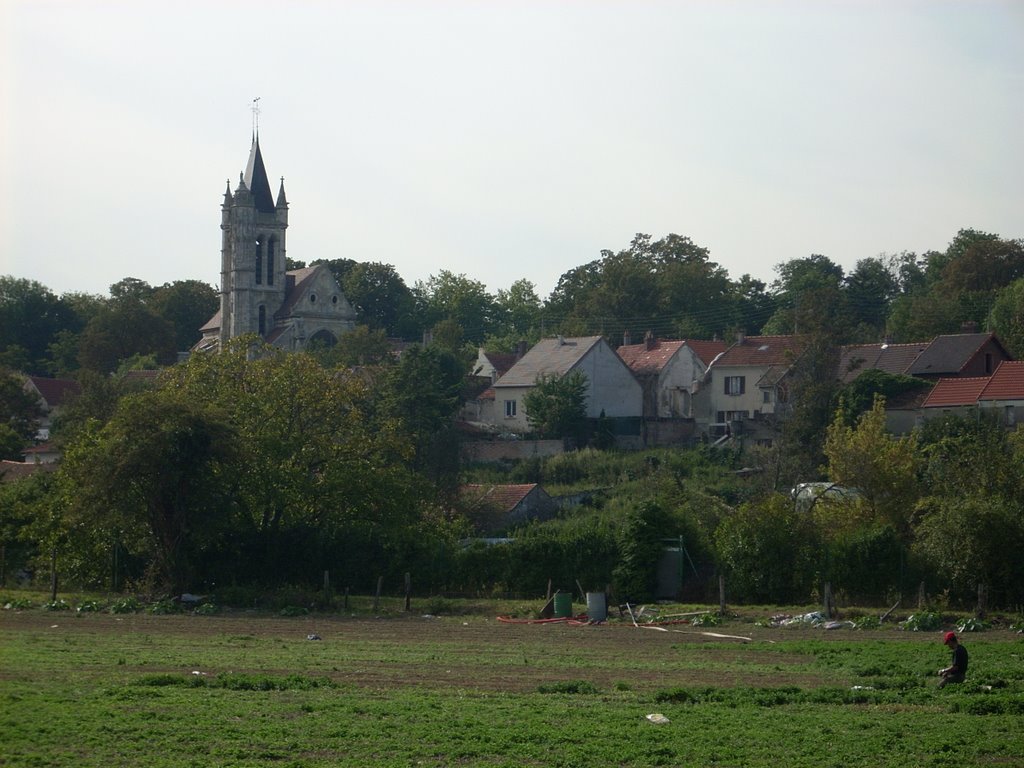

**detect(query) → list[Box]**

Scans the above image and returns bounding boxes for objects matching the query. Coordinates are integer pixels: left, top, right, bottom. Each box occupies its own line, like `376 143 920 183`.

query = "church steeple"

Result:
276 177 288 208
243 135 276 213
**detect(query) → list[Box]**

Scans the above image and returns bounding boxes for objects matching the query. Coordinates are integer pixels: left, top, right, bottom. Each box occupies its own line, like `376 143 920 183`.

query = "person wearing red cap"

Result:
938 631 968 687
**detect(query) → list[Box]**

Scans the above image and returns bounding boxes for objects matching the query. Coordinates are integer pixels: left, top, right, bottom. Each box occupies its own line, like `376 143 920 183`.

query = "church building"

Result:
195 135 356 352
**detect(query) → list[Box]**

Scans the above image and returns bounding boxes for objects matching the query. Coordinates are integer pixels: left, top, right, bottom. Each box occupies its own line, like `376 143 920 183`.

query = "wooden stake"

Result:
373 575 383 612
404 572 411 612
719 574 726 615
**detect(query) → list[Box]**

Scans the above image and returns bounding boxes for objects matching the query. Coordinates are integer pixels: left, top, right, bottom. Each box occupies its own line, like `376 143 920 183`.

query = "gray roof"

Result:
493 336 603 387
906 333 997 376
244 135 276 213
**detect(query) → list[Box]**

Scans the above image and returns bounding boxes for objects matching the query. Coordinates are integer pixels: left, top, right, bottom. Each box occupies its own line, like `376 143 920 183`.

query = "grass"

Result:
1 596 1023 767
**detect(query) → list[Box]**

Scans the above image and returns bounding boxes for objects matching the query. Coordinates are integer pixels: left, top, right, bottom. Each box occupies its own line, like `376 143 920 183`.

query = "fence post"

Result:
823 582 835 619
404 572 411 612
373 576 383 612
718 574 726 615
344 586 350 613
917 581 926 609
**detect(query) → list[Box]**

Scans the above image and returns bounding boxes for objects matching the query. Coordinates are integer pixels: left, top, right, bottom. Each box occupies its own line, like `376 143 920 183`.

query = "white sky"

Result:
2 1 1022 301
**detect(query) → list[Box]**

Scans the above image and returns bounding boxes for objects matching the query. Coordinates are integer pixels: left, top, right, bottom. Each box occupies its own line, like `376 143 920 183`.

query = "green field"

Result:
1 602 1022 767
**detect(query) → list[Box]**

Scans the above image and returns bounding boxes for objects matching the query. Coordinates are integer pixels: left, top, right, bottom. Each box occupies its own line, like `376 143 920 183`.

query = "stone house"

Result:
489 336 642 434
458 483 556 534
22 375 80 441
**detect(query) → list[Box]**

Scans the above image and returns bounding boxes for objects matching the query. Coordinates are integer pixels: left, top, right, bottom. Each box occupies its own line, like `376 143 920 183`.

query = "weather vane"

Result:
251 97 261 134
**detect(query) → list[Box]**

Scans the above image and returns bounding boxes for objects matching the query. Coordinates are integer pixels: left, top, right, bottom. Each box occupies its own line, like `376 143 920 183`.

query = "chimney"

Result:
736 329 746 345
644 330 655 351
515 340 528 359
623 330 632 347
960 320 978 334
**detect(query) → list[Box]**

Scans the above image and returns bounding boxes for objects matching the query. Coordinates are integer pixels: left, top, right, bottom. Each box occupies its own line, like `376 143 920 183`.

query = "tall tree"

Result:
77 301 176 373
151 280 218 351
0 277 78 374
414 270 498 344
340 261 419 339
0 370 44 458
523 370 588 440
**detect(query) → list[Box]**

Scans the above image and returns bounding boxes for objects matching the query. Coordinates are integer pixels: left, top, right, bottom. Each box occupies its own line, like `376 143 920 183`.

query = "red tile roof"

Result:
978 361 1024 401
0 460 58 483
617 339 687 375
460 484 541 512
714 335 803 367
922 377 989 408
685 339 729 367
26 377 80 408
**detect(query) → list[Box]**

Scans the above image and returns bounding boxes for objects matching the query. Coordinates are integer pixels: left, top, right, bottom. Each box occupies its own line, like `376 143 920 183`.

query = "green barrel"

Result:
553 591 572 618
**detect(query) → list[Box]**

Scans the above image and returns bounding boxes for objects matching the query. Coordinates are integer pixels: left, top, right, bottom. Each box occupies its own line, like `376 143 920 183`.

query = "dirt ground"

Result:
1 608 933 693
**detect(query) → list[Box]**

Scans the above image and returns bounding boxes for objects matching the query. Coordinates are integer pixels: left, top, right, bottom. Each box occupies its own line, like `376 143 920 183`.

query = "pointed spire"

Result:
276 176 288 208
223 179 232 205
243 135 275 213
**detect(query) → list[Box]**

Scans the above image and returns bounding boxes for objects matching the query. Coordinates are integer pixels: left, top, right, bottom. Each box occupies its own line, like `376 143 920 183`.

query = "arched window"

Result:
258 305 267 336
267 238 276 286
254 237 263 285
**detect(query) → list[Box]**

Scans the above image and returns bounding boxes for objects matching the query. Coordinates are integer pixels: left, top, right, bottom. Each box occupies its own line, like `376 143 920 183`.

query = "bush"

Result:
899 612 941 631
109 597 139 614
42 599 70 611
537 680 598 694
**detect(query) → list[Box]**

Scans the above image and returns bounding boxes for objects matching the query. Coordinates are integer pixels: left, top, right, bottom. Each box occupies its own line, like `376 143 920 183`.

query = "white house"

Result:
489 336 642 433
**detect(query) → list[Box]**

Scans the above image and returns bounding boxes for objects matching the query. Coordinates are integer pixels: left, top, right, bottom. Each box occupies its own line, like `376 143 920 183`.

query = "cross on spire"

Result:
251 97 261 135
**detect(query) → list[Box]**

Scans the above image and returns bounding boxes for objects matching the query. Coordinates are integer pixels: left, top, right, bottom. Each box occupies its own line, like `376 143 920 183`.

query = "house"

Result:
838 341 930 384
471 344 526 384
0 460 58 484
921 360 1024 426
195 134 357 352
458 483 556 533
22 376 81 440
488 336 642 434
905 332 1011 379
695 334 804 446
21 442 61 465
617 331 726 419
840 332 1011 384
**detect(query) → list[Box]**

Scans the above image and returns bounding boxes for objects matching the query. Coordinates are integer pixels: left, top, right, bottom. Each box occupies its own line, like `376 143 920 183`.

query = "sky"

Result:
2 1 1022 302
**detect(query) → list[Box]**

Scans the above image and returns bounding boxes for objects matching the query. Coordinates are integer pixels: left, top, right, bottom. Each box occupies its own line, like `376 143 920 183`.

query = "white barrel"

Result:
586 592 607 621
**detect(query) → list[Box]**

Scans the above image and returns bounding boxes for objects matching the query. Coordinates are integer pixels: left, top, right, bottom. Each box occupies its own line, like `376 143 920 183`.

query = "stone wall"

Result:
462 439 564 463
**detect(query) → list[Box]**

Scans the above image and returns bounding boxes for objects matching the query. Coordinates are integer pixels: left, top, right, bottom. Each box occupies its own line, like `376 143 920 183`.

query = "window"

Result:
504 400 517 418
310 293 317 304
724 376 745 395
763 389 772 403
255 238 263 285
756 438 773 448
258 305 266 335
267 238 275 285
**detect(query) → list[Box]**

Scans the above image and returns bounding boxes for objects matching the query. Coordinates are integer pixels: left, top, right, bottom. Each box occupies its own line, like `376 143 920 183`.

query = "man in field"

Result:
937 631 968 688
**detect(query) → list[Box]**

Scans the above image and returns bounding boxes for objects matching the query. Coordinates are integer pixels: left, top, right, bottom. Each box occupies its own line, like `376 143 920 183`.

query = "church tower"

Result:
196 132 357 353
219 134 290 345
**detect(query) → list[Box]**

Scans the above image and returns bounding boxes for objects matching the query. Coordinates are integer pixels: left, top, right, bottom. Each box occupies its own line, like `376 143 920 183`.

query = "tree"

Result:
495 279 542 337
414 271 498 344
0 370 43 458
151 280 218 351
60 391 238 592
77 301 176 373
714 493 819 603
340 261 419 339
163 337 427 582
523 370 588 440
311 324 394 368
0 277 78 374
108 277 155 305
844 257 899 341
835 369 931 426
379 344 464 500
823 396 920 537
987 278 1024 359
